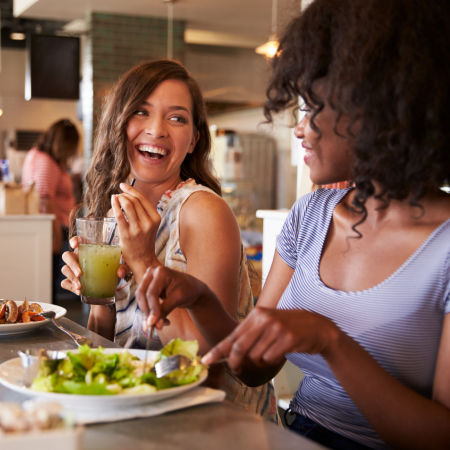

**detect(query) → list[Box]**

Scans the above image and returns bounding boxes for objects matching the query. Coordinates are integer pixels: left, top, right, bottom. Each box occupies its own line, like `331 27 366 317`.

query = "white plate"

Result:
0 349 207 412
0 301 67 335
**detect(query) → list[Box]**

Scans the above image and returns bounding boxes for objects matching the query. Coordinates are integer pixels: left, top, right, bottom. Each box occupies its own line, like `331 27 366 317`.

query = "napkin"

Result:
73 387 225 424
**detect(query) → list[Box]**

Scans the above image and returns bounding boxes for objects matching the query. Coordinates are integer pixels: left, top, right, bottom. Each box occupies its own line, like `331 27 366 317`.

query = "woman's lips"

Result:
136 144 168 160
302 143 313 165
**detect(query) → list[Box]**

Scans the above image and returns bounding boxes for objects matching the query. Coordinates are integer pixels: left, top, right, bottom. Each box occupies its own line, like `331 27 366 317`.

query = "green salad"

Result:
31 338 205 395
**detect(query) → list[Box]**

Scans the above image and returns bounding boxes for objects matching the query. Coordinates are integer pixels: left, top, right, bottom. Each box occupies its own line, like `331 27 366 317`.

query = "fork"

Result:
154 354 193 378
39 310 91 347
143 325 155 373
154 355 227 378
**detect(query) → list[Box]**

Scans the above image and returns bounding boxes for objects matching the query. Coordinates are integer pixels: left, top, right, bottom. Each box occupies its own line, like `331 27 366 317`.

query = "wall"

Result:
0 25 297 209
209 107 297 210
81 12 186 161
0 49 82 156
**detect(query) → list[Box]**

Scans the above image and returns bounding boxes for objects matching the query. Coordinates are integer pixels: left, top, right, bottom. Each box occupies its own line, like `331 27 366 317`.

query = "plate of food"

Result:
0 339 207 413
0 300 67 336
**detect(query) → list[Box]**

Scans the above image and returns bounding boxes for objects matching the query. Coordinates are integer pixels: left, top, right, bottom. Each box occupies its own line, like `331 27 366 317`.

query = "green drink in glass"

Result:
76 217 121 305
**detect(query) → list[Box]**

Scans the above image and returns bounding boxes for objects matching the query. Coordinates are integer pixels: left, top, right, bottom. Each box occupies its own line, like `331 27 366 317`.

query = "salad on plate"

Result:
31 338 205 396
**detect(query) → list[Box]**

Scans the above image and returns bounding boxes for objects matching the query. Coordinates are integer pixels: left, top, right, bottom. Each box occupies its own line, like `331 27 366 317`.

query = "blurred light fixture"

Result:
164 0 176 59
255 0 279 58
10 31 26 41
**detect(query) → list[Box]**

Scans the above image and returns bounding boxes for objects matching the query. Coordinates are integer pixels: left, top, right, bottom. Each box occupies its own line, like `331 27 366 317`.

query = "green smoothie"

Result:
78 244 121 298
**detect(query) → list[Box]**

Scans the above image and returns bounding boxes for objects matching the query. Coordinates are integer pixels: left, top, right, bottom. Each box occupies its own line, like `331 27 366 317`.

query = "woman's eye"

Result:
169 115 187 124
134 109 148 116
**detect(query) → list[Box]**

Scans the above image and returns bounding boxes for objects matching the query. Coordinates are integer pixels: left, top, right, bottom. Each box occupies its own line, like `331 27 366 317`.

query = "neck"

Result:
344 185 449 229
133 177 182 207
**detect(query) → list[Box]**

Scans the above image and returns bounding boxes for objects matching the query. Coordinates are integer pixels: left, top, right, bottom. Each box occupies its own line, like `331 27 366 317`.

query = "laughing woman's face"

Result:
126 79 198 190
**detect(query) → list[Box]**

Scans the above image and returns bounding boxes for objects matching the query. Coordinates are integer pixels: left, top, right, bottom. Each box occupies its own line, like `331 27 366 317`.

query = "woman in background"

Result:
136 1 450 448
22 118 79 299
61 60 276 421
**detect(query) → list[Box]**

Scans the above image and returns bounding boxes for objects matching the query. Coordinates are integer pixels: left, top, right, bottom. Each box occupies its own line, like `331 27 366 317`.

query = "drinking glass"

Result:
75 217 121 305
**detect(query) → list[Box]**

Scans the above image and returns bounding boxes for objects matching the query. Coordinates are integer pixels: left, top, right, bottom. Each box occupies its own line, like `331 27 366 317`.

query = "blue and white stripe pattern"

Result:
276 188 450 449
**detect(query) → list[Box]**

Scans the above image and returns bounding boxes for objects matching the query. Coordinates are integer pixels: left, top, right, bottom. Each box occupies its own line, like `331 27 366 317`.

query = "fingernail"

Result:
201 353 213 365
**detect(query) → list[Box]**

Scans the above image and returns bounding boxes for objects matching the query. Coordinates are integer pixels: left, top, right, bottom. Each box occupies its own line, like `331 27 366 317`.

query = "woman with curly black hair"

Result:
135 0 449 448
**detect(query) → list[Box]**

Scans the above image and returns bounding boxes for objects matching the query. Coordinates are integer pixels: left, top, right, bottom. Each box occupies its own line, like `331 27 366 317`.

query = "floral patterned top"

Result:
114 179 277 422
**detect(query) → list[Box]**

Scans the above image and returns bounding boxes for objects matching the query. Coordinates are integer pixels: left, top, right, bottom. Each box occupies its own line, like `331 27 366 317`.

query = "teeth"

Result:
137 145 167 156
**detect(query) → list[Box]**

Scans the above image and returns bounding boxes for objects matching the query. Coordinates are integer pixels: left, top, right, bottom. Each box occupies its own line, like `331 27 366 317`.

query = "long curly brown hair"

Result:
264 0 450 222
83 59 221 219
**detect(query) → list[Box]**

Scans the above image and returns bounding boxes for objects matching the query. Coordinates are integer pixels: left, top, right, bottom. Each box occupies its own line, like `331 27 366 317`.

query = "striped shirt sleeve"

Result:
276 192 313 269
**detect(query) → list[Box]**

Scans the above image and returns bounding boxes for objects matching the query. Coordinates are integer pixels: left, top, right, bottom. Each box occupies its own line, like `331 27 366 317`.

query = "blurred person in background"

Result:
22 118 80 300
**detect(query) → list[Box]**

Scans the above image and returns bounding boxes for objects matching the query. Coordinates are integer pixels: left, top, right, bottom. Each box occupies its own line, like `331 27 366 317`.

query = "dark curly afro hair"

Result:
264 0 450 219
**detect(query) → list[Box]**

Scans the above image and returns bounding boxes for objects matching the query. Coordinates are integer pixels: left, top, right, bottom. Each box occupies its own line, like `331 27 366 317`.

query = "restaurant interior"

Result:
0 0 311 318
0 1 318 447
1 1 449 448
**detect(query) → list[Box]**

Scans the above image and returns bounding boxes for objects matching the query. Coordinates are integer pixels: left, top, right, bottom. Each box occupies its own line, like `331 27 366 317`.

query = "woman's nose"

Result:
293 115 306 139
144 115 167 137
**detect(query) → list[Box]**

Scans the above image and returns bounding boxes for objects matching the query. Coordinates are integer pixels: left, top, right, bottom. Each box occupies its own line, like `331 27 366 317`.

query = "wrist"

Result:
188 281 218 312
320 318 343 360
130 258 158 284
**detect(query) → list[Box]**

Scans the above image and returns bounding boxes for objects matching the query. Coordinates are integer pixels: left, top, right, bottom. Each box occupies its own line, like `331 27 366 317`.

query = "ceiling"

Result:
10 0 303 48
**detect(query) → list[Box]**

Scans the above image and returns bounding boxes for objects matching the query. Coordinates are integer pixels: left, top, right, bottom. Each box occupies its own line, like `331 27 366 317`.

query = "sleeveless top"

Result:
114 179 277 421
277 188 450 449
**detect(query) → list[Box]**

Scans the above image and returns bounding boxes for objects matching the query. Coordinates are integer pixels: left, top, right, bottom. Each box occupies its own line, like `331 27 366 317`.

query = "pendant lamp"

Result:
255 0 279 58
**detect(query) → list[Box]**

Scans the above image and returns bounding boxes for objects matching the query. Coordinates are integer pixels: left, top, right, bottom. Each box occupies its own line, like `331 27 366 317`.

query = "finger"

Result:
246 326 281 365
114 195 147 236
145 266 169 324
69 236 80 250
61 264 81 292
136 267 153 317
119 183 161 224
62 251 81 277
117 264 129 279
111 195 129 230
201 334 235 365
260 339 290 367
60 268 81 295
221 311 271 370
118 193 152 231
61 278 80 295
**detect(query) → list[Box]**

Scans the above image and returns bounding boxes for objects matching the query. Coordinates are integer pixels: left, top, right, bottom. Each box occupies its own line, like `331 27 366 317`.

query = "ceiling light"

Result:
164 0 176 59
255 0 279 58
10 32 26 41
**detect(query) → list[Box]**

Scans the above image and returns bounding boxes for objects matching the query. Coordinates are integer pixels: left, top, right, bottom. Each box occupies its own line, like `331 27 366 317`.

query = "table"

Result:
0 318 324 450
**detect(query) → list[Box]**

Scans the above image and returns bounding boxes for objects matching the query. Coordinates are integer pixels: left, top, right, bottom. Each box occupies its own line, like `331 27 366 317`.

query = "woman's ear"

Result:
188 131 200 154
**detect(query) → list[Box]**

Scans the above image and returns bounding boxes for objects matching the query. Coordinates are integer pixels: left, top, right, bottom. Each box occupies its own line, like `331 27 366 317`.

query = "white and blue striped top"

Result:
277 188 450 449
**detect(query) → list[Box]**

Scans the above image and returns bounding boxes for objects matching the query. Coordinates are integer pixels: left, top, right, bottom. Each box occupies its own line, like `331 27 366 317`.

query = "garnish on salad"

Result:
30 339 205 395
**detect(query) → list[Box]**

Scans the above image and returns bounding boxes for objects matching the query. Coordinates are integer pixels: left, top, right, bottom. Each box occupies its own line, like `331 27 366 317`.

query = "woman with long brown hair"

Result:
61 59 276 421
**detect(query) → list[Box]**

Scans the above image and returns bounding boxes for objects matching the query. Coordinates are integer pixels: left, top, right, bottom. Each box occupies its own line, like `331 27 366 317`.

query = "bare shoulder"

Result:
178 190 241 259
180 191 243 236
180 190 238 229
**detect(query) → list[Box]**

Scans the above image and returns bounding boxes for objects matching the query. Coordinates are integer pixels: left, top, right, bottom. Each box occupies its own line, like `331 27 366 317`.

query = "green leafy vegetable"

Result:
30 339 205 395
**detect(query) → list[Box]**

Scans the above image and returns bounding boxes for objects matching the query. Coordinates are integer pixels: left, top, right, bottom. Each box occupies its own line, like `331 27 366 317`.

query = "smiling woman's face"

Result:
294 81 355 186
126 78 198 190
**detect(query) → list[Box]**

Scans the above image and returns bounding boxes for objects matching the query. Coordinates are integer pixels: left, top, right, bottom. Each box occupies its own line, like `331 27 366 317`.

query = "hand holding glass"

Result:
76 217 121 305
